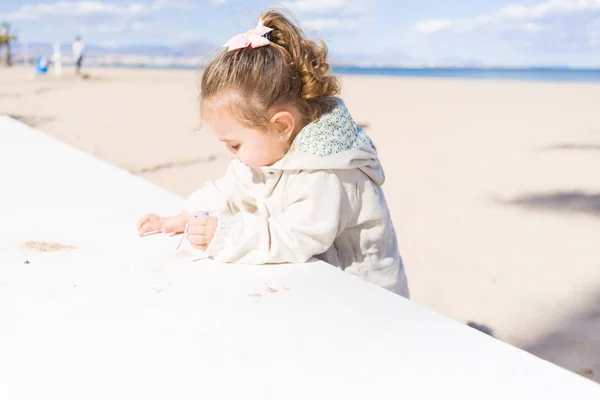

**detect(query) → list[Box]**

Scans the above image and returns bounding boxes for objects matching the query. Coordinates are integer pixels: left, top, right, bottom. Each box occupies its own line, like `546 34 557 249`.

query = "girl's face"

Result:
202 98 300 171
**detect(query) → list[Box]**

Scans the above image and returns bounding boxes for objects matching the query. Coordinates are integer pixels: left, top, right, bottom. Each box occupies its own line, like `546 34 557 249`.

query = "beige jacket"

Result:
186 99 408 297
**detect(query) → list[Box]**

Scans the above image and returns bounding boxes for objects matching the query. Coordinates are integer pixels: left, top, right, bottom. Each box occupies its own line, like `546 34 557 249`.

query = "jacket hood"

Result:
266 98 384 185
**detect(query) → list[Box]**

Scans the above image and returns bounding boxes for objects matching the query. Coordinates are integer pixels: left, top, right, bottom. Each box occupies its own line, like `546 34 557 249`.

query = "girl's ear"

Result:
269 111 295 141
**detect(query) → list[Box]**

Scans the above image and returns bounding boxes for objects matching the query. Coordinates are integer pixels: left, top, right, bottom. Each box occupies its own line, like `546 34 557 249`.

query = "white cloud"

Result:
302 17 366 31
522 0 600 18
1 0 206 21
152 0 202 10
589 19 600 45
280 0 366 15
520 22 543 32
281 0 346 14
414 19 451 33
278 0 369 32
406 0 600 66
96 23 126 32
92 20 148 33
414 0 600 34
4 1 151 21
485 0 600 21
211 0 228 4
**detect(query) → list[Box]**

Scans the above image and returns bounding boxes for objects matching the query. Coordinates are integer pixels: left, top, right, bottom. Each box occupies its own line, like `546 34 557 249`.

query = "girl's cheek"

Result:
237 151 250 165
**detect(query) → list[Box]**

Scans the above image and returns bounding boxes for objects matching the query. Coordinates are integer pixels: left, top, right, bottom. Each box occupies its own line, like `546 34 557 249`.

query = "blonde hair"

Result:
200 9 340 130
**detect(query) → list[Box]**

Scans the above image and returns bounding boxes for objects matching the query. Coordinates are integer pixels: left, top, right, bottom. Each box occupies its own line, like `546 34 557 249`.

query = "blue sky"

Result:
1 0 599 66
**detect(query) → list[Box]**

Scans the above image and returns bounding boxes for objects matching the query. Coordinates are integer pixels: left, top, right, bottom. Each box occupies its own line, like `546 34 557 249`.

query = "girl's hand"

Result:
137 212 190 236
186 215 219 250
137 213 162 236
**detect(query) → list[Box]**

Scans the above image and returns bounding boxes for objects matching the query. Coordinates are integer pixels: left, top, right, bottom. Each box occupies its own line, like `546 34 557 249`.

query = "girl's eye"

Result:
230 144 240 150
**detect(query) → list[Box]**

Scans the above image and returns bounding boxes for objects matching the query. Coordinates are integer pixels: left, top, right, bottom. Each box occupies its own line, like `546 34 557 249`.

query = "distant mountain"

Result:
433 57 485 67
12 39 218 58
171 40 221 57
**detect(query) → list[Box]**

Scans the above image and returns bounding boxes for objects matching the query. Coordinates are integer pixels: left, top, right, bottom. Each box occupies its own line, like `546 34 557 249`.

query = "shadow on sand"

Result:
522 291 600 383
538 143 600 152
499 190 600 218
494 189 600 382
8 114 55 128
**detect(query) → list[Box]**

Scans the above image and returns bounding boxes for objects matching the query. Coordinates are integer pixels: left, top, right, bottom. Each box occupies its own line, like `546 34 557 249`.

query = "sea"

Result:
330 66 600 83
70 62 600 83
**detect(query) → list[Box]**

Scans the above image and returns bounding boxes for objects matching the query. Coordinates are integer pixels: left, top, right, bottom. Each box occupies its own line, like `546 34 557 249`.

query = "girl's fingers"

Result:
136 216 149 231
189 241 207 251
137 214 159 231
187 216 218 231
137 220 150 235
141 218 162 235
139 221 158 236
186 216 206 228
187 233 209 246
186 224 207 235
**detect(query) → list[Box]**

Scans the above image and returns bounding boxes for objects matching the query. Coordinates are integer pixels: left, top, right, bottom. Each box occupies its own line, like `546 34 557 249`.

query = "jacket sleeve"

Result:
185 160 256 216
205 170 346 264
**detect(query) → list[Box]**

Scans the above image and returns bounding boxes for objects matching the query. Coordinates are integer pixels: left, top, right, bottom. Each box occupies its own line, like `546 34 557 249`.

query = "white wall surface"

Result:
1 116 598 399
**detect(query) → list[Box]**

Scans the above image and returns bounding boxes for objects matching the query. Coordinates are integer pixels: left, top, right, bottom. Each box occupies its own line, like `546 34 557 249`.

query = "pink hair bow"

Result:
223 19 273 52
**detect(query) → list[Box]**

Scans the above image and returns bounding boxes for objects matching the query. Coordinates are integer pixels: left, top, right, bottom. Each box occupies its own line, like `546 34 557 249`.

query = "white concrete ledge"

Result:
1 115 598 399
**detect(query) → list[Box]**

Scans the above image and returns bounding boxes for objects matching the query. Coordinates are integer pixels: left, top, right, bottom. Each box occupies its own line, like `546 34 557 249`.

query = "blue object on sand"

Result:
35 56 48 76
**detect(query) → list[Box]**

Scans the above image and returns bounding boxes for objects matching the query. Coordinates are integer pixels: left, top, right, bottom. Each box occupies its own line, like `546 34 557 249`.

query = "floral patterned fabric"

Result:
292 98 372 157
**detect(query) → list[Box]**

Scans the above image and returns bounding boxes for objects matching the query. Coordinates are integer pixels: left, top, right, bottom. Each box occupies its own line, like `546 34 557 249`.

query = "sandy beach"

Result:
1 65 599 381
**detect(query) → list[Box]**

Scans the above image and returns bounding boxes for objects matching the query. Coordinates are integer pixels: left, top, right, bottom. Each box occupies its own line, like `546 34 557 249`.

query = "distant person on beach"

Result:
136 10 409 297
72 36 84 75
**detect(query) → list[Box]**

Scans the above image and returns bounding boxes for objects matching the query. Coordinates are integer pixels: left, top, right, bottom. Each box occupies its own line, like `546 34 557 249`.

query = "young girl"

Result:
137 10 409 297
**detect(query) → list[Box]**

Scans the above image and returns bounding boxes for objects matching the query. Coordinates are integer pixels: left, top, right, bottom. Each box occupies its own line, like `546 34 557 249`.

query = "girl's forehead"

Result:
202 90 241 114
202 106 255 142
201 92 266 139
202 98 232 121
202 101 238 128
202 94 247 124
